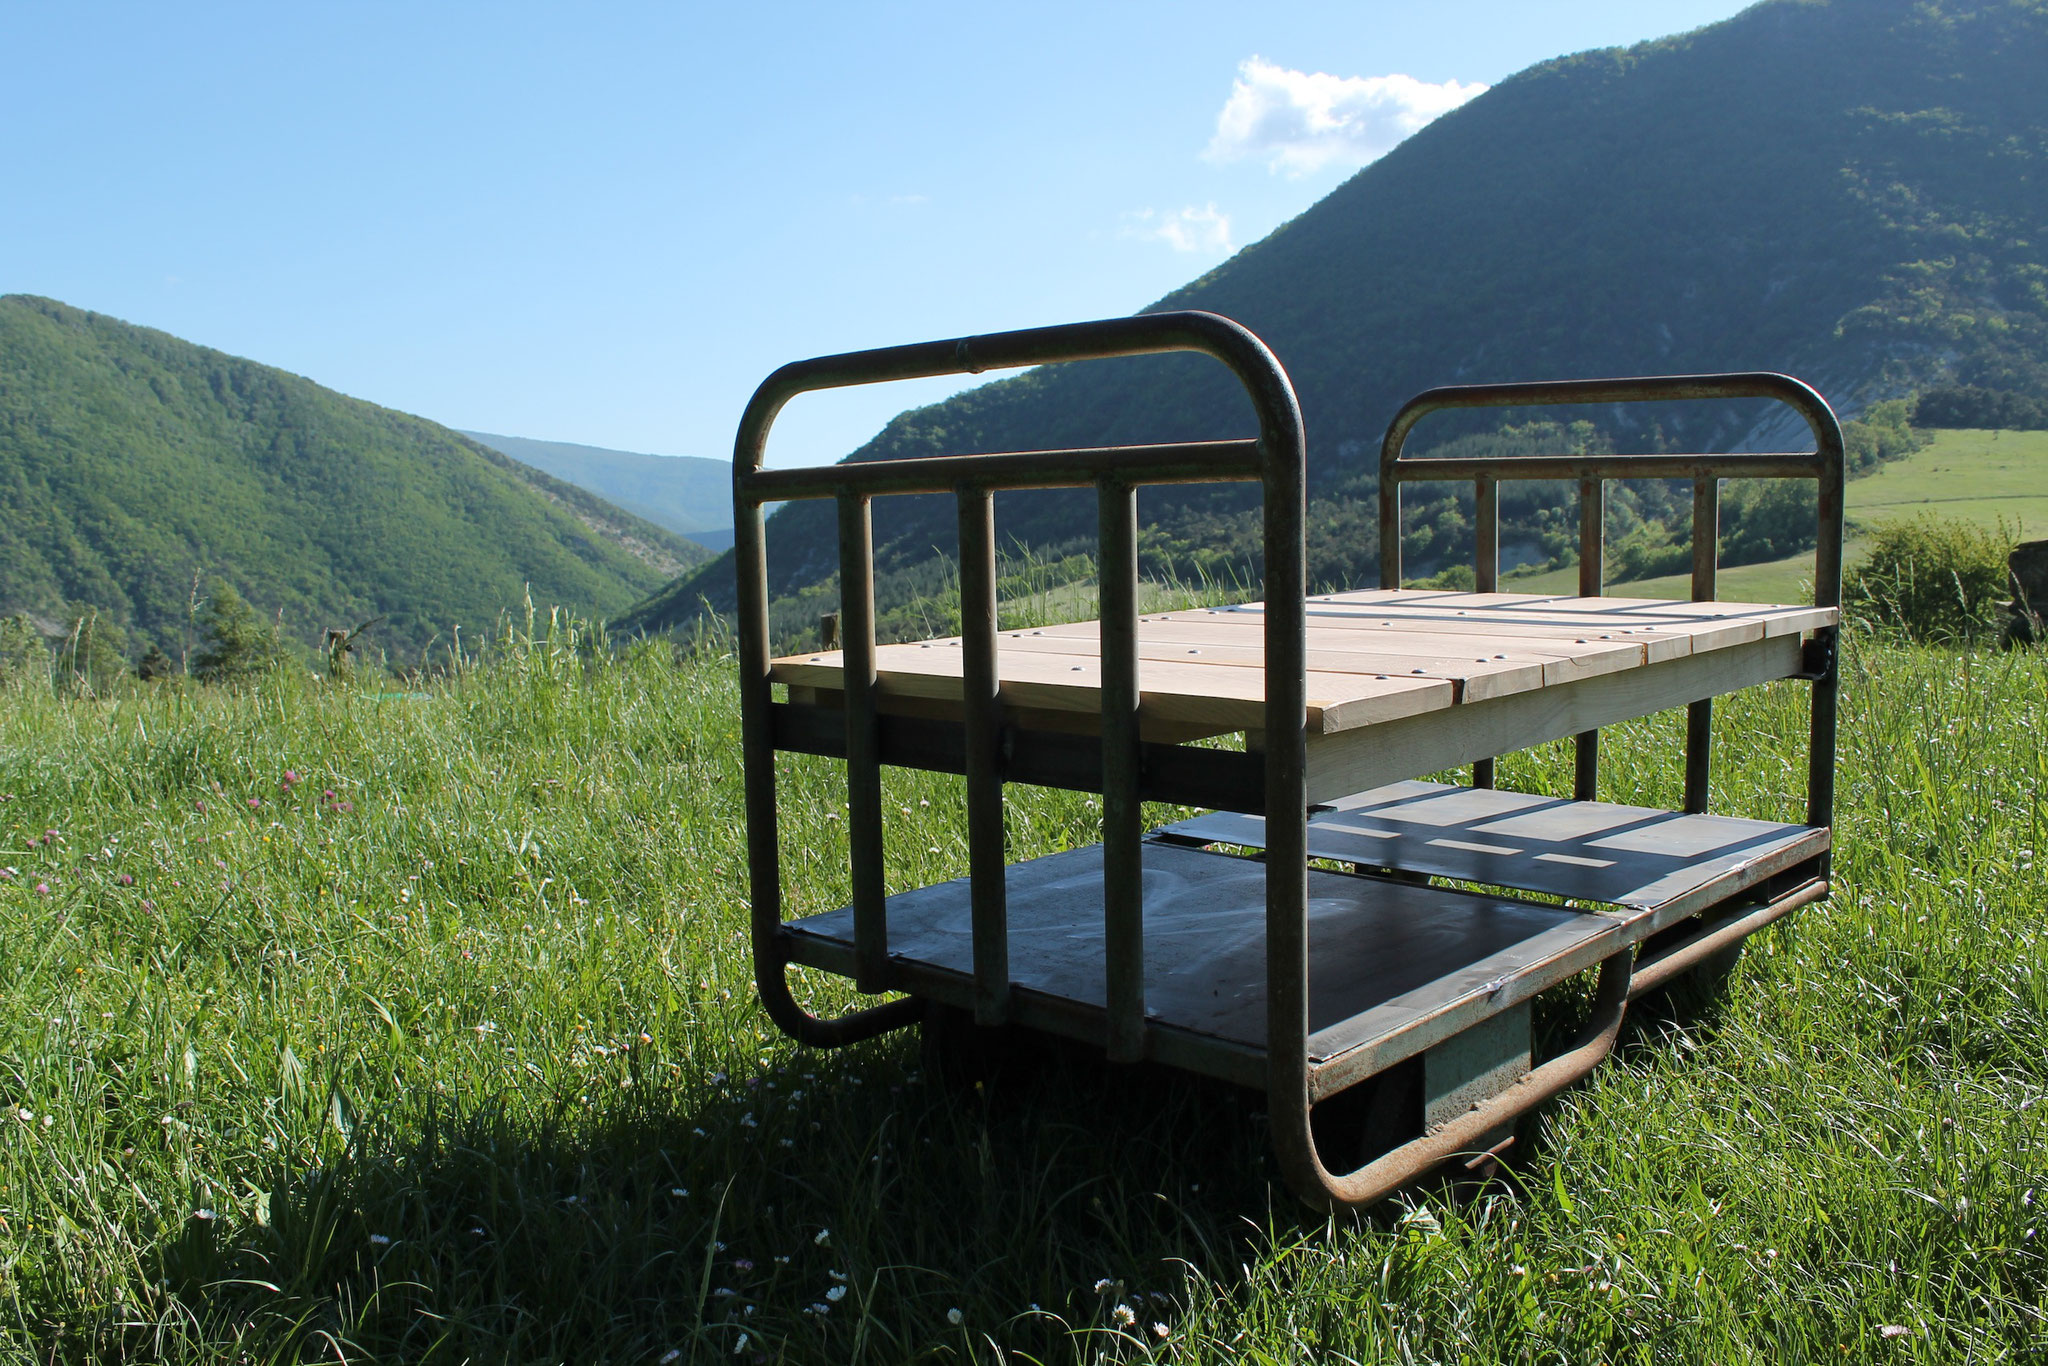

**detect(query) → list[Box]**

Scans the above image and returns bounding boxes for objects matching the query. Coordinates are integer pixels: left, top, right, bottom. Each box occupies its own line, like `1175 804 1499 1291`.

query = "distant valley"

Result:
459 432 735 550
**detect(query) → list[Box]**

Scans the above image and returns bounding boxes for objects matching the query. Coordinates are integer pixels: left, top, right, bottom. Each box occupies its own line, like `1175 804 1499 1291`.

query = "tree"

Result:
191 580 288 682
136 643 176 680
0 614 48 688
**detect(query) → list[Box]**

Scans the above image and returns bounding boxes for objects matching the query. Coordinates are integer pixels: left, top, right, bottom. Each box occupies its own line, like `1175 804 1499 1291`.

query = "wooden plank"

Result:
1254 600 1765 655
1163 604 1698 664
1007 619 1631 698
1302 633 1803 801
1530 595 1836 637
771 643 1453 734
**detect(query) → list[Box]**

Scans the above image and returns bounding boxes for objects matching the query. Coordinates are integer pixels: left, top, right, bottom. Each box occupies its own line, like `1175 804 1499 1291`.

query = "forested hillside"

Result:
0 297 709 661
627 0 2048 638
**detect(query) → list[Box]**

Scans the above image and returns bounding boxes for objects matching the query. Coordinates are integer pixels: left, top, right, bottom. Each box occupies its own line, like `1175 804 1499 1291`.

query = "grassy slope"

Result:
0 634 2041 1362
1506 427 2048 602
0 296 707 660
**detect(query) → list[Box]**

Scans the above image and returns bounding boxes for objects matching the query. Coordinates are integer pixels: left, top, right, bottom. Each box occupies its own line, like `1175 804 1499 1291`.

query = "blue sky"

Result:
3 2 1754 469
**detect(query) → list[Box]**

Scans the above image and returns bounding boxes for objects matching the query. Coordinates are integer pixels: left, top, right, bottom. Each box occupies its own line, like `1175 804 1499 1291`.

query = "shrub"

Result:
191 580 289 682
1842 515 2012 642
0 613 49 688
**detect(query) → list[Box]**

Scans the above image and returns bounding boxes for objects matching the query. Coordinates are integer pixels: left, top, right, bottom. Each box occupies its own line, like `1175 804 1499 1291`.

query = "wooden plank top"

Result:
770 590 1834 738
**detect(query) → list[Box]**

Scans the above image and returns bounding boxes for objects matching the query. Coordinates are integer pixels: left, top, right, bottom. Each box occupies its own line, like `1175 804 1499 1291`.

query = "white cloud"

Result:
1121 203 1233 254
1205 57 1487 178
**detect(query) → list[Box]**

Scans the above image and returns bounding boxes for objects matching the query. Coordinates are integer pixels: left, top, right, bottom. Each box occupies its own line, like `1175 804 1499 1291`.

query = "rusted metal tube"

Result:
1629 879 1826 1000
1685 476 1720 813
1376 451 1823 483
1099 480 1146 1063
738 439 1261 504
1473 476 1499 790
1574 477 1603 803
1279 952 1633 1212
837 492 889 994
957 485 1010 1026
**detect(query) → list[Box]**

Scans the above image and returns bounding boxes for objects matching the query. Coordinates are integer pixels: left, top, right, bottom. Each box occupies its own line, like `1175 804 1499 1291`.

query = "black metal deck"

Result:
779 840 1618 1089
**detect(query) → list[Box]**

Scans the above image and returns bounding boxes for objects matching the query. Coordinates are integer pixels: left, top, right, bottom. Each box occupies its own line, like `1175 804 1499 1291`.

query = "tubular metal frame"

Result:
1378 373 1845 835
737 332 1847 1213
734 311 1308 1070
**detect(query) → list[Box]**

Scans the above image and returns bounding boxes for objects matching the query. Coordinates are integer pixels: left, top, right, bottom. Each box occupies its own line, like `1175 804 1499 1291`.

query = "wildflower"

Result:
671 1188 689 1198
826 1285 846 1302
40 1115 52 1128
15 1109 30 1122
777 1138 794 1148
814 1228 831 1246
34 883 49 896
322 789 336 803
733 1258 755 1272
740 1112 757 1128
806 1302 831 1316
0 867 14 880
281 770 300 790
191 1208 216 1222
195 801 207 814
827 1269 847 1282
730 1336 747 1355
1112 1304 1136 1327
945 1307 962 1325
661 1351 683 1364
247 797 261 810
713 1287 736 1298
1093 1279 1116 1295
1153 1323 1169 1339
1879 1325 1910 1338
368 1233 392 1245
117 873 133 886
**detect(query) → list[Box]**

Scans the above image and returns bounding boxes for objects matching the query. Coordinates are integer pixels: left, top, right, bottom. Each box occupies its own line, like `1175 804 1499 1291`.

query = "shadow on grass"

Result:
97 967 1752 1364
119 1024 1290 1363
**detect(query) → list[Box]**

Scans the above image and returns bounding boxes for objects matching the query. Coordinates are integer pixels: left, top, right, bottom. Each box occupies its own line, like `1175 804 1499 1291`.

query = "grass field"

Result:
1503 428 2048 604
1 620 2044 1362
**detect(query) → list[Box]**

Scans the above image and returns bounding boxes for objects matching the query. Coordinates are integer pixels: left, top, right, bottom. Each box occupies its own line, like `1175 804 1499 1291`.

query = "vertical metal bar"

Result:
1098 479 1145 1063
1574 477 1603 801
1378 468 1402 590
736 491 791 1012
957 485 1009 1026
1684 476 1719 813
837 491 888 994
1809 423 1846 841
1262 375 1313 1201
1473 475 1499 790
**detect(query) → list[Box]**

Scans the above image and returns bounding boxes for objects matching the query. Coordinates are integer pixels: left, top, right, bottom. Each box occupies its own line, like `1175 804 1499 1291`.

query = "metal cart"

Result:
735 311 1842 1210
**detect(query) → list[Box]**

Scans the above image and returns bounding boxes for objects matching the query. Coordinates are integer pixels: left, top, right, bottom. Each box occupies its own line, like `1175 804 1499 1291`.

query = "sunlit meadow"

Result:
0 616 2042 1363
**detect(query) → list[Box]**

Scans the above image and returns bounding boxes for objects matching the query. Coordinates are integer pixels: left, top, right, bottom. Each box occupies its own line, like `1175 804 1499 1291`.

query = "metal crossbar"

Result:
1376 373 1845 832
733 311 1307 1064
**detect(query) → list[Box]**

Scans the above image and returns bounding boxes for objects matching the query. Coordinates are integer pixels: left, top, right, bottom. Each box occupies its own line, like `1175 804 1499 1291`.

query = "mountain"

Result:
623 0 2048 638
458 431 734 548
0 296 712 662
